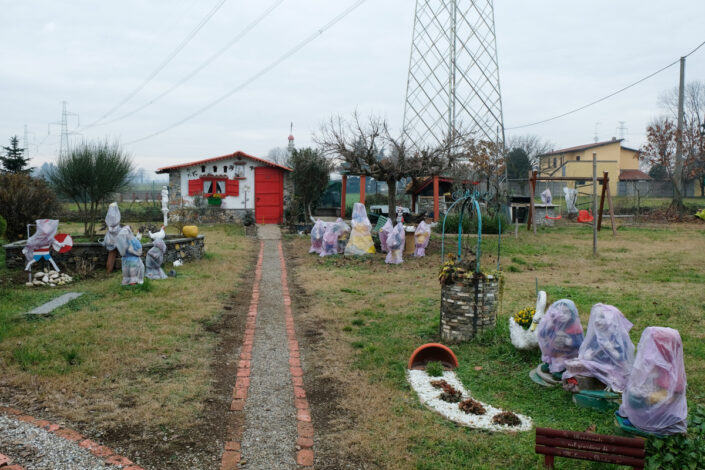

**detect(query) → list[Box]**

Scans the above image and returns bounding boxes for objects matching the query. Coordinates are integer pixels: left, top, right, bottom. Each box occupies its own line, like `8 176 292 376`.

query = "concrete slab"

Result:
27 292 84 315
256 224 281 240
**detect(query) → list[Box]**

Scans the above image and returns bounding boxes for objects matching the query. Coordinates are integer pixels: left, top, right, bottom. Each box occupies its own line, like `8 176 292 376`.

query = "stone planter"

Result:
440 274 499 343
3 235 205 273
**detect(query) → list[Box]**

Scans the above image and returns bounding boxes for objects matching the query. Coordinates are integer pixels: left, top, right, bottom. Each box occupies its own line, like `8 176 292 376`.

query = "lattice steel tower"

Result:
403 0 505 149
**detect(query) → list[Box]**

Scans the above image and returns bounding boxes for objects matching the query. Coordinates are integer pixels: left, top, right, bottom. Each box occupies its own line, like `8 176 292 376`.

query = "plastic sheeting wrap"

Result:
385 222 405 264
117 226 145 285
414 221 431 257
537 299 584 373
309 219 326 254
619 327 687 435
564 303 635 392
379 218 393 253
541 188 552 205
145 239 168 280
563 187 578 214
320 219 349 257
22 219 59 261
336 218 350 254
103 203 121 251
345 203 375 255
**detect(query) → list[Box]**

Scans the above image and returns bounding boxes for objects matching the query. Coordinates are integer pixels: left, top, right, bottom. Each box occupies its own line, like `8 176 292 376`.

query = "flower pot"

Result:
207 197 222 206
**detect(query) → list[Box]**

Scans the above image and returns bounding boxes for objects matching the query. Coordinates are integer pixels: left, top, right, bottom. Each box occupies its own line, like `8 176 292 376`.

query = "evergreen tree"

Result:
1 136 32 174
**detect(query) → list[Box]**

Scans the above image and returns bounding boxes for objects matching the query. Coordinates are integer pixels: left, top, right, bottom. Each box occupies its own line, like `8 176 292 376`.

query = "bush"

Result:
434 211 509 235
0 214 6 238
0 173 61 241
242 210 255 226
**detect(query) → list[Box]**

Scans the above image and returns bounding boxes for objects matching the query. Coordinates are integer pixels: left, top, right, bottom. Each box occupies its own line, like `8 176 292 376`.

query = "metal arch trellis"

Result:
440 189 502 273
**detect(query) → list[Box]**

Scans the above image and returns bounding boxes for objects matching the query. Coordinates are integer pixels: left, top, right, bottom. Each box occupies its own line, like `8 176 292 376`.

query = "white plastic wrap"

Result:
509 291 547 350
563 303 635 392
385 222 405 264
22 219 59 262
536 299 584 373
618 327 687 435
145 239 168 280
103 203 121 251
541 188 552 205
379 218 393 252
563 187 578 214
345 203 375 255
117 226 145 285
320 219 348 257
414 221 431 257
309 219 326 254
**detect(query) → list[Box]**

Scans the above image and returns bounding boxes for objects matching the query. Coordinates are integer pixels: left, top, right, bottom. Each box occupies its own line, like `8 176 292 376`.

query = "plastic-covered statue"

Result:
336 219 350 254
116 226 145 285
103 203 121 273
23 219 72 273
344 203 375 255
145 238 168 280
563 187 578 214
385 222 405 264
563 304 635 393
414 221 431 257
616 327 687 436
509 291 547 350
530 299 584 387
379 218 393 252
309 219 326 254
541 188 552 205
320 218 349 257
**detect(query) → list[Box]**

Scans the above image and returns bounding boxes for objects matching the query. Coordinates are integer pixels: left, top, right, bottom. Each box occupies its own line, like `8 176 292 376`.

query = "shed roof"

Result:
156 150 292 174
538 139 633 157
619 169 652 181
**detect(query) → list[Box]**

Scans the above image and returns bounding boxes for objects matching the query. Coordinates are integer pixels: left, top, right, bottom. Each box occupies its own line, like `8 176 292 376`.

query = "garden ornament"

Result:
161 185 169 226
385 222 405 264
379 218 393 252
148 225 166 241
103 203 121 273
540 188 552 205
344 203 375 255
617 327 687 436
509 291 546 350
320 218 349 257
23 219 72 275
309 219 326 254
145 238 168 280
116 225 145 286
563 187 578 214
414 221 431 257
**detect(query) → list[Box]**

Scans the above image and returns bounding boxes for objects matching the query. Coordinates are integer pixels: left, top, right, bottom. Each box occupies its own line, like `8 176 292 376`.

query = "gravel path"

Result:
239 228 297 469
0 414 108 470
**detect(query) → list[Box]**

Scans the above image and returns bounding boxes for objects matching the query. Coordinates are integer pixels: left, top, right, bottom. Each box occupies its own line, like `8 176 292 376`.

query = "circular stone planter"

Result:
440 274 499 343
408 343 459 370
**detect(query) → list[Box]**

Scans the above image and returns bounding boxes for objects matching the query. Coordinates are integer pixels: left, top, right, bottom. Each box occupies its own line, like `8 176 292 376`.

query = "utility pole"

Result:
674 56 686 207
592 152 597 256
49 101 80 158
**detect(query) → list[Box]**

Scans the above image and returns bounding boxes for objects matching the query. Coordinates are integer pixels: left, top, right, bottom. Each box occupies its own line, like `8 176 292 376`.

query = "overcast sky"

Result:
1 0 704 174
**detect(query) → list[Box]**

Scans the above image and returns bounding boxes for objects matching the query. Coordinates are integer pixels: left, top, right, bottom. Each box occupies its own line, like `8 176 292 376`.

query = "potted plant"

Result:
207 193 223 206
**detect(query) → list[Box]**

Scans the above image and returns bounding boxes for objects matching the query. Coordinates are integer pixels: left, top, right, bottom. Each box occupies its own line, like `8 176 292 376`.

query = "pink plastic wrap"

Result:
336 218 350 254
536 299 584 373
414 221 431 257
345 203 375 255
563 303 635 392
309 219 326 254
22 219 59 261
320 219 348 257
379 218 393 252
618 327 687 435
385 222 405 264
541 188 552 204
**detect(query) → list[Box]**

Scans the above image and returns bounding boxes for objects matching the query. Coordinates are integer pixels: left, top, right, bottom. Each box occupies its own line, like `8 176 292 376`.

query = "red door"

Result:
255 167 284 224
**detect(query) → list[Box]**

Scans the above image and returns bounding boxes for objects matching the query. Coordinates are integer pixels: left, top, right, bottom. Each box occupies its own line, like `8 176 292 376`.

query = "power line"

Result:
93 0 286 127
125 0 368 145
86 0 229 127
506 39 705 130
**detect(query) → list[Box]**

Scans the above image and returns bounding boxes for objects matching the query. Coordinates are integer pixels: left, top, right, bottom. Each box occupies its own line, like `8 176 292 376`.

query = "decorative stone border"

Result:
407 370 533 432
0 406 143 469
440 275 499 343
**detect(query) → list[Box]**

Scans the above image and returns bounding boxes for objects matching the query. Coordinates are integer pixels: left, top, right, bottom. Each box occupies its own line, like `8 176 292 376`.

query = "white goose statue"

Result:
509 290 547 350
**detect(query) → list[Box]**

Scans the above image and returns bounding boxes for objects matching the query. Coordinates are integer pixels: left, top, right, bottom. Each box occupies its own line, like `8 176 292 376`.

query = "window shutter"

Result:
188 179 203 196
226 179 239 197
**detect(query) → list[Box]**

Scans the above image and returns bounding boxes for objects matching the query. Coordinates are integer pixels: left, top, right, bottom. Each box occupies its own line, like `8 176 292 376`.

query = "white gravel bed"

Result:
407 370 533 432
0 414 111 469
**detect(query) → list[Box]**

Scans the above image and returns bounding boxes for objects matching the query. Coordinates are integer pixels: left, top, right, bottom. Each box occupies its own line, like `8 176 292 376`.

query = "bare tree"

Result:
266 147 291 167
316 113 466 222
506 134 554 169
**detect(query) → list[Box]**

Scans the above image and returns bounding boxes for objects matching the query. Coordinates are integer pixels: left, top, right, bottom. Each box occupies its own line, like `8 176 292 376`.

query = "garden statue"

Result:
344 203 375 256
379 218 393 252
23 219 72 274
337 218 350 254
161 185 169 226
320 218 349 257
414 221 431 257
540 188 552 205
145 238 168 280
385 221 405 264
563 303 635 394
616 327 687 436
103 202 121 273
530 299 584 386
309 219 326 254
563 187 578 214
116 225 145 285
148 225 166 241
509 291 547 350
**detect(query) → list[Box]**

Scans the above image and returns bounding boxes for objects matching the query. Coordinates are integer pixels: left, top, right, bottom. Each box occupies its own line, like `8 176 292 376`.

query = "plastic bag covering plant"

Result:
540 188 552 205
116 226 145 285
536 299 584 373
22 219 59 262
563 303 635 393
320 218 349 257
379 218 393 252
309 219 326 254
103 203 121 251
414 221 431 257
564 187 578 214
344 203 375 255
619 327 687 435
384 222 405 264
145 238 168 280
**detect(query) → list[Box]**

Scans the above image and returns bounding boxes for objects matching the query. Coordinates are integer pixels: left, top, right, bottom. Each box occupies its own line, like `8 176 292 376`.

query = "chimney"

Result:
611 136 617 141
